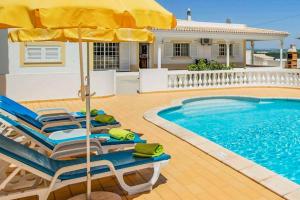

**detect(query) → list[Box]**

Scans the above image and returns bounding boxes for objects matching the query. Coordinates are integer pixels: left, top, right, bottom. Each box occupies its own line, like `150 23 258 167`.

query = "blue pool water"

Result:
159 97 300 184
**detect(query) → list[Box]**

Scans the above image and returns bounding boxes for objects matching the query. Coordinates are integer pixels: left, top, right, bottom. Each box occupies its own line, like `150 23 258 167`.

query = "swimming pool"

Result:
159 97 300 185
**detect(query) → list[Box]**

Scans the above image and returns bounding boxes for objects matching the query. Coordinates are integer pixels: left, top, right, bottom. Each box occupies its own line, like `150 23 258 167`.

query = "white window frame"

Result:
21 42 65 67
173 43 190 57
93 43 120 71
219 44 233 56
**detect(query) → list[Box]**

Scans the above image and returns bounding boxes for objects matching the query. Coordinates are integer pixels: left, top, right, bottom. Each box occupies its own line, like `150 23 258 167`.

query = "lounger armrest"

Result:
53 138 102 152
35 108 70 115
37 113 75 123
41 120 82 133
56 160 116 177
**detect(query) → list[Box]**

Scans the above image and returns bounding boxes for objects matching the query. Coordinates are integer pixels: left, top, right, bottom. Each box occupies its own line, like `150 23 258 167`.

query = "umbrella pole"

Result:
78 27 92 200
85 45 92 200
68 34 121 200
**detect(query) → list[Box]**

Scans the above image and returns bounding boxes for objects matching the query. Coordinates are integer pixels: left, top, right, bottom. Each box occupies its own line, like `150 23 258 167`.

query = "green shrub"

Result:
187 59 233 71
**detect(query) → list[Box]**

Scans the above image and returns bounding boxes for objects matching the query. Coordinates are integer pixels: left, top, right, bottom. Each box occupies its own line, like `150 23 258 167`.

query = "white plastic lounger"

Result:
0 96 121 134
0 135 170 200
0 95 103 122
0 114 146 159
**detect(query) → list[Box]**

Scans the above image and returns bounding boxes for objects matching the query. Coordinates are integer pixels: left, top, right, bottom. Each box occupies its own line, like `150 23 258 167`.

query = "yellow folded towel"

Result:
95 114 116 124
109 128 135 140
133 143 164 158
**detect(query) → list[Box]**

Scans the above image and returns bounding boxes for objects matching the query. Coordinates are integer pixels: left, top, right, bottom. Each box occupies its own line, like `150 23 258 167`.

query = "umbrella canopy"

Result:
1 0 177 29
9 28 155 43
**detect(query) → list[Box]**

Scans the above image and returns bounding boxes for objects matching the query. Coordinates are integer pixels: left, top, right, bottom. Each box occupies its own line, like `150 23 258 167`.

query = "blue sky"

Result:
157 0 300 49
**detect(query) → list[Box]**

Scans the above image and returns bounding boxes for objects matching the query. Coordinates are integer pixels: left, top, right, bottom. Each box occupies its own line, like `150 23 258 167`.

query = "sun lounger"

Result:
0 96 121 133
0 134 170 200
0 114 146 159
0 95 103 122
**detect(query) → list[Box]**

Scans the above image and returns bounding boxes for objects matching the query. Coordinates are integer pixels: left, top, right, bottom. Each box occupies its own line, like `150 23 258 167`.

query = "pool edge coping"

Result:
144 95 300 200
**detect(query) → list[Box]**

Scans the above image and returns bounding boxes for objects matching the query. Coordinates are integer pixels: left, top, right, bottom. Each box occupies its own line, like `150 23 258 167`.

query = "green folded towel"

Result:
80 109 98 116
133 143 164 158
95 114 116 124
91 109 98 116
109 128 135 140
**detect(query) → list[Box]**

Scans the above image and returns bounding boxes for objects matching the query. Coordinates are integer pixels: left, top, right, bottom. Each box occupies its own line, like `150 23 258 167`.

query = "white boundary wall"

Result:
139 69 169 93
0 70 116 101
139 68 300 93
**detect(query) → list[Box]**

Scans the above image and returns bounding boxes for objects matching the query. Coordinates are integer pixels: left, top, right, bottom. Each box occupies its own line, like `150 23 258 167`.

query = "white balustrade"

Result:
166 69 300 90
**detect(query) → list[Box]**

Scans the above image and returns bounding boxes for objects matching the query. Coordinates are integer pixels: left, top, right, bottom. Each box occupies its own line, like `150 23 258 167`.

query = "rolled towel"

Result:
95 114 116 124
91 109 99 116
80 109 103 116
133 143 164 158
109 128 135 140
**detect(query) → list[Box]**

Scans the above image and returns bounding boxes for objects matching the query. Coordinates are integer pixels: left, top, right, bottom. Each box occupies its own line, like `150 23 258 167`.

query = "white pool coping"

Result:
144 95 300 200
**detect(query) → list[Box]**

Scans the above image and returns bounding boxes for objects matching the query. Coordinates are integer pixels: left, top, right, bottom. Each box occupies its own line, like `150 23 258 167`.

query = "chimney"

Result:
226 18 232 24
187 8 192 21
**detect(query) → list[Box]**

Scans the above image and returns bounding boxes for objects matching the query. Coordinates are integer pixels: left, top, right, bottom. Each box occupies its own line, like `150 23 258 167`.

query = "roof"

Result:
172 19 289 37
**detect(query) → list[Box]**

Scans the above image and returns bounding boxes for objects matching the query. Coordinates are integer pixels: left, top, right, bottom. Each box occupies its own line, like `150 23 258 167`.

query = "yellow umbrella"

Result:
1 0 176 29
9 28 155 43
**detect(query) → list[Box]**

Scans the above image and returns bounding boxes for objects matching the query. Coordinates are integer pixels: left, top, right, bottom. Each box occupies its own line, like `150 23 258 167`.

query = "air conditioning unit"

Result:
200 38 212 45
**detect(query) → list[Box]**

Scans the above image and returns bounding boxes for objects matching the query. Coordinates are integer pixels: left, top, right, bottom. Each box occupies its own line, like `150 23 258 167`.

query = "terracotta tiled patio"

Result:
19 87 300 200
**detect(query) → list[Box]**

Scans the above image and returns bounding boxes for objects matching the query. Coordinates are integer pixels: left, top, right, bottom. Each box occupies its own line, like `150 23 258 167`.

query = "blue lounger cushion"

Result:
13 113 120 133
0 114 145 151
0 96 119 133
0 135 170 181
0 96 38 119
72 110 105 118
0 96 104 120
53 133 146 146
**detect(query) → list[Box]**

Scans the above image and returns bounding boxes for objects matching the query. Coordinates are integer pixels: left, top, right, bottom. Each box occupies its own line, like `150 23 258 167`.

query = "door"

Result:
139 43 149 69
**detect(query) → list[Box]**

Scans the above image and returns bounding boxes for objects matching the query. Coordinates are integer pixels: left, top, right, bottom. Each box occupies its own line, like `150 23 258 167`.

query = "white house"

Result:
0 10 289 101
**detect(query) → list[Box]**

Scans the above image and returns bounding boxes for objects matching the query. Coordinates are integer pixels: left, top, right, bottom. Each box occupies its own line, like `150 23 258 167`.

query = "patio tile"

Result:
208 148 238 161
241 165 276 182
285 188 300 200
261 175 300 196
223 156 255 170
193 141 223 153
18 87 300 200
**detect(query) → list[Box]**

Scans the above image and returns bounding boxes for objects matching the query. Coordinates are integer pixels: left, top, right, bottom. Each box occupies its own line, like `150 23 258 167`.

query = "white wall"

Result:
130 42 138 67
245 50 285 67
210 40 244 64
0 30 9 75
139 68 168 93
153 38 244 68
119 42 131 72
0 70 116 101
8 42 87 74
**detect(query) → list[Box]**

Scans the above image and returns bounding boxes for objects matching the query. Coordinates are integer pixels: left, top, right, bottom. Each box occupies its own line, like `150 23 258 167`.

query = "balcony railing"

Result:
139 69 300 93
168 70 300 90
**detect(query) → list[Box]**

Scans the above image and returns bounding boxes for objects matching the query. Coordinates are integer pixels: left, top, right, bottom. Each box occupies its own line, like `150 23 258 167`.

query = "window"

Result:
93 43 119 70
219 44 233 56
22 43 64 66
173 43 190 57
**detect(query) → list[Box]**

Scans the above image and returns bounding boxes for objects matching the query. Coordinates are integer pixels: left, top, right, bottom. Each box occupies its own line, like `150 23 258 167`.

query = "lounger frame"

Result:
0 150 169 200
0 108 121 134
0 118 136 159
